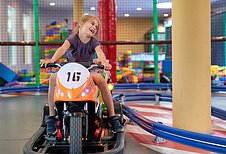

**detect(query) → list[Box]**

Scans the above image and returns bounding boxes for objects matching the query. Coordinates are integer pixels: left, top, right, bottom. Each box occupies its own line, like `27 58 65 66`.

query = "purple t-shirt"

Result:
66 34 100 64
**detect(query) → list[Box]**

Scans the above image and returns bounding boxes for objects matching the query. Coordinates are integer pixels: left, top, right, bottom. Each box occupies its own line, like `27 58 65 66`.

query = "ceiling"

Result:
29 0 225 17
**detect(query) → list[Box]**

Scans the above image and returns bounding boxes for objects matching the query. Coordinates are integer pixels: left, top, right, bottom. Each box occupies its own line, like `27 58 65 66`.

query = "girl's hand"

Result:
93 58 101 64
40 59 54 68
102 61 112 71
93 58 111 70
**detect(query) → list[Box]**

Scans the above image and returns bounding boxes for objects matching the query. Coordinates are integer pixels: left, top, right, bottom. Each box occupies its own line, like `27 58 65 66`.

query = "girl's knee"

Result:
91 72 107 85
91 72 102 81
49 74 56 85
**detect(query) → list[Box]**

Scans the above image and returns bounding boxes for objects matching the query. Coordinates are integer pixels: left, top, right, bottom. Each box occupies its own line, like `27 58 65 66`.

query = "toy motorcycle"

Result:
41 62 124 154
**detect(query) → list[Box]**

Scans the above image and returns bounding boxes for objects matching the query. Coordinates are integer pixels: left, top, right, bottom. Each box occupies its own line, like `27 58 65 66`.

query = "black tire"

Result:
114 102 124 124
41 104 49 127
70 115 82 154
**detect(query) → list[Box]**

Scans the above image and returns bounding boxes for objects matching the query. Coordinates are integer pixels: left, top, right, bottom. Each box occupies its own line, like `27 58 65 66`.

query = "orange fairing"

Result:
54 75 98 103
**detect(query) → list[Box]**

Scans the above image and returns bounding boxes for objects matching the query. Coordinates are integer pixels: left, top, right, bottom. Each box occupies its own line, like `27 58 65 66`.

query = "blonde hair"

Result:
73 14 100 37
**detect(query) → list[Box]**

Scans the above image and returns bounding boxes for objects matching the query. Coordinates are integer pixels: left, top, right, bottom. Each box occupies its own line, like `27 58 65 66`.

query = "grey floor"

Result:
211 93 226 110
0 94 160 154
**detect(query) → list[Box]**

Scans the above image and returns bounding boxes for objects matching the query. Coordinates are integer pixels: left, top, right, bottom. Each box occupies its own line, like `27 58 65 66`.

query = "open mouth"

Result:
89 28 95 34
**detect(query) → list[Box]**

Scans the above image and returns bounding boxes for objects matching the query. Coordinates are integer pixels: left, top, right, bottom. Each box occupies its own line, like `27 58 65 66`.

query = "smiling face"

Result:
79 17 100 38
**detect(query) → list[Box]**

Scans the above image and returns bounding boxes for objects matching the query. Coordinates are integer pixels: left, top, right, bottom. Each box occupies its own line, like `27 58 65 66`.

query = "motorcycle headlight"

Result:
80 87 91 97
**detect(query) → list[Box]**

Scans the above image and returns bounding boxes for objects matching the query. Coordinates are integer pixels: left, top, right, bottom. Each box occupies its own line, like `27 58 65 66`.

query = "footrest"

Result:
101 134 115 141
45 135 57 141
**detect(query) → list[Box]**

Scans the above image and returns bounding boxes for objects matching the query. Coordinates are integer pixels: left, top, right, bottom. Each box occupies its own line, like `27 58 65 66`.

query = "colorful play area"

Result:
0 0 226 154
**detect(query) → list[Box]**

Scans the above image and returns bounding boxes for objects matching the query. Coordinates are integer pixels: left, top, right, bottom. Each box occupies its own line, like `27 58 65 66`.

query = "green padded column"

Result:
153 0 159 83
34 0 40 85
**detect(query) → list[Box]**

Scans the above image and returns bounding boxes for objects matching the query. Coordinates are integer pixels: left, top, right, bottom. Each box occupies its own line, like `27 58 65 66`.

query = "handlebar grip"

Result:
40 63 58 68
47 63 58 67
97 64 105 69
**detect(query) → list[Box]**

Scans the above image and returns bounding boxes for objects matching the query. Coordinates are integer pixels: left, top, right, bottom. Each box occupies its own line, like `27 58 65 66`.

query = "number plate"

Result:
57 63 90 89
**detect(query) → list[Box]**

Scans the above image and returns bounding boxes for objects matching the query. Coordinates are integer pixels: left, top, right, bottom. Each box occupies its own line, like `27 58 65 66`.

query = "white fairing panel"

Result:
57 63 90 89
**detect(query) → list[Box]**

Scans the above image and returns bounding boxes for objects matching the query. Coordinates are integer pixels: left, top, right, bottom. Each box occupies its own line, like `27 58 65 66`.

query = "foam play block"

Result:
0 63 18 82
162 59 172 73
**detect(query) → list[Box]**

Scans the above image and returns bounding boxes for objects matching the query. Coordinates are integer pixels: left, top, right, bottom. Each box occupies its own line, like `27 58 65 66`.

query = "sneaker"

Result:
46 116 57 136
109 115 124 133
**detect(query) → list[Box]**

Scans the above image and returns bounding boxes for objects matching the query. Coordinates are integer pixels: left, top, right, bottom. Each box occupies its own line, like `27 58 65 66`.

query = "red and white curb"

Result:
125 102 225 154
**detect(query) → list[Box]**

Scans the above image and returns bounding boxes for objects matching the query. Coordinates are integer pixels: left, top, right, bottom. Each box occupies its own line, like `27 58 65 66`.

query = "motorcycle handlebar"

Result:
40 62 105 70
95 64 105 69
40 63 64 68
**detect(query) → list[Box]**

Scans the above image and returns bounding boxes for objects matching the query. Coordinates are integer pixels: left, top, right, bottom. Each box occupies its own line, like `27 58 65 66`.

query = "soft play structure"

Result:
0 63 18 86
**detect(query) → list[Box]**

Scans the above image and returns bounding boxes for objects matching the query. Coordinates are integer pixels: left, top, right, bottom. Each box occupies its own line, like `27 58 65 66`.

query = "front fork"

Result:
62 102 88 142
62 102 70 142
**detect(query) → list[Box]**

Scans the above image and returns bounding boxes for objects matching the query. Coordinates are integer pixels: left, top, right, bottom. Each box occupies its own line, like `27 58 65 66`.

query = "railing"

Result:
113 93 226 153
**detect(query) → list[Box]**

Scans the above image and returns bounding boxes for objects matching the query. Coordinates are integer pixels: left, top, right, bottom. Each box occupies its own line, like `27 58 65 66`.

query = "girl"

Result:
40 14 124 136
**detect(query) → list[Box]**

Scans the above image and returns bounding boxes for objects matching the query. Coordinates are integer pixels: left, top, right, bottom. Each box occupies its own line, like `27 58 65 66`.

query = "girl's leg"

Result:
91 72 115 117
46 73 57 136
48 73 57 116
91 72 124 133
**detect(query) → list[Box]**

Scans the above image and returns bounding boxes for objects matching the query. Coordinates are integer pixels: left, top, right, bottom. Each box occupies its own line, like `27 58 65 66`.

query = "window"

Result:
23 14 32 64
7 5 17 65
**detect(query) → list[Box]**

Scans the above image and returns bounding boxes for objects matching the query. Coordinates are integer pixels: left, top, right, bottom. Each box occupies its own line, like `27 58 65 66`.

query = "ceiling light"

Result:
49 2 55 6
157 2 172 9
124 14 129 17
136 8 142 11
90 7 95 11
164 14 169 17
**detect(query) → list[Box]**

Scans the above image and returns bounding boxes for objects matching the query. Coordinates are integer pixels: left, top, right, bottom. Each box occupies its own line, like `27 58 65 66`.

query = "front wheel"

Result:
69 114 82 154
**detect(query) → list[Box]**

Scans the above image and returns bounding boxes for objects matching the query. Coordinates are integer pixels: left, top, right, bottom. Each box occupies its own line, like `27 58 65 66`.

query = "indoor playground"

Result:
0 0 226 154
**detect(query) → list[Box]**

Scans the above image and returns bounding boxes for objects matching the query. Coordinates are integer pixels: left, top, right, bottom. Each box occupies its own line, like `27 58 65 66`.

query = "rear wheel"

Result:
70 114 82 154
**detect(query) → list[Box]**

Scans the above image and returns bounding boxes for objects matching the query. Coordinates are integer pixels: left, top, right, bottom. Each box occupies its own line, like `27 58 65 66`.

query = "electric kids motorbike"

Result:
23 62 125 154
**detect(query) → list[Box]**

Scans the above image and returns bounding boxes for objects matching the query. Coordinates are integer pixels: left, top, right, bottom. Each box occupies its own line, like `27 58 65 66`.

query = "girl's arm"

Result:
40 40 70 67
95 45 112 70
51 40 70 62
95 45 107 64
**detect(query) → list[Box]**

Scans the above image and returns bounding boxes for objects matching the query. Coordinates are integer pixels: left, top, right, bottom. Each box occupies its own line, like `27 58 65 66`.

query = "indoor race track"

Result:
1 91 226 154
0 93 160 154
